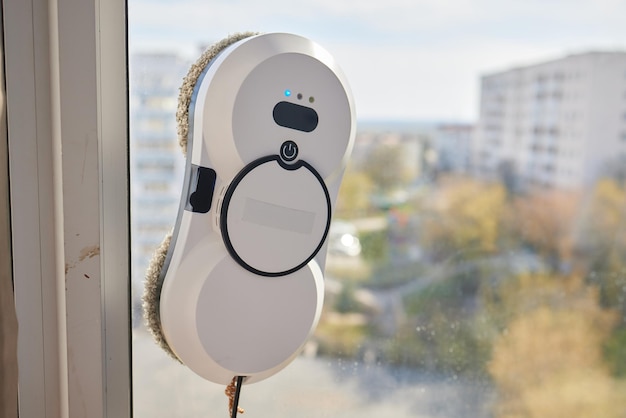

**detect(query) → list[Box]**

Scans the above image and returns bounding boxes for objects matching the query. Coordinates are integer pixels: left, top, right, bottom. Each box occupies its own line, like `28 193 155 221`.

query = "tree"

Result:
574 179 626 312
361 142 412 193
488 274 623 418
335 165 375 218
419 177 507 261
573 179 626 376
509 189 580 271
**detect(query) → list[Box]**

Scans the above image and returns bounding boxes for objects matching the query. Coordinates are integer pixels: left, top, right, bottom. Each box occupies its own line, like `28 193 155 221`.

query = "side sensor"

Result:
188 165 217 213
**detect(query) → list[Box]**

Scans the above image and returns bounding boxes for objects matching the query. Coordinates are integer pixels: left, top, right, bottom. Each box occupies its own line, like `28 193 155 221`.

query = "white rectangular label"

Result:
242 198 316 234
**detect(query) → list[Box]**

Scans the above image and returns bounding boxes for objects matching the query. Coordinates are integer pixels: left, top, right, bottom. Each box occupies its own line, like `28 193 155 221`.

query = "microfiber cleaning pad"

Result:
142 32 258 360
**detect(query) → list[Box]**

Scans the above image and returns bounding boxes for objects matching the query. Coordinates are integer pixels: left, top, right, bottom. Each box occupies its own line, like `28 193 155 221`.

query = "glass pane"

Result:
130 2 626 417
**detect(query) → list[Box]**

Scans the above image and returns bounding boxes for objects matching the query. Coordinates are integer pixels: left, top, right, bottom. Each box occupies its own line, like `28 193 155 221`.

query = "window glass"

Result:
130 1 626 416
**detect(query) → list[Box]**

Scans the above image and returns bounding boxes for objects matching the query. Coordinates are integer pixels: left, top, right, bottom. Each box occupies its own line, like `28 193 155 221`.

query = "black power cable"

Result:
231 376 244 418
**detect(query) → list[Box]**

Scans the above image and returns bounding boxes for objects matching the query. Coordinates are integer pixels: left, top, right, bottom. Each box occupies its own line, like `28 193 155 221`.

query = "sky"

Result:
129 0 626 122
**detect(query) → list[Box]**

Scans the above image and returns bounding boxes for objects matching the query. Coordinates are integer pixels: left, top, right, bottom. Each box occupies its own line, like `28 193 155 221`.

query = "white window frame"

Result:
4 0 130 417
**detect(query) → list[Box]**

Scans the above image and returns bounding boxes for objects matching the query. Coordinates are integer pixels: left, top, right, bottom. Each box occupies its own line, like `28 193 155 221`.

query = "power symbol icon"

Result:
280 140 299 162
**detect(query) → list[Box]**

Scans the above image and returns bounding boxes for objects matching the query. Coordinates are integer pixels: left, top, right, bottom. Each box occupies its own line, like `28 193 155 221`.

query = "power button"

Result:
280 140 299 162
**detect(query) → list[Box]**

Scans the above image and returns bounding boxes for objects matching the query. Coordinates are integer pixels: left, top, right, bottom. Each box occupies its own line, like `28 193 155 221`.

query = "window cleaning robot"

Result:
142 32 355 411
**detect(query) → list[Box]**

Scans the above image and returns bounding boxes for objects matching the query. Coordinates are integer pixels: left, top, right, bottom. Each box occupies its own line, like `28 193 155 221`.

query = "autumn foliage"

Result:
488 275 624 417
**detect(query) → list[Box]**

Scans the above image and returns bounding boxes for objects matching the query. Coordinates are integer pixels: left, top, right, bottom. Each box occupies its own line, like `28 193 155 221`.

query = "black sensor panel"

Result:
273 101 318 132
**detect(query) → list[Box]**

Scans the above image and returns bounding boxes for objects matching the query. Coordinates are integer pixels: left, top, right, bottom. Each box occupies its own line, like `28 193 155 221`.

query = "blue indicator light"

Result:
284 89 292 97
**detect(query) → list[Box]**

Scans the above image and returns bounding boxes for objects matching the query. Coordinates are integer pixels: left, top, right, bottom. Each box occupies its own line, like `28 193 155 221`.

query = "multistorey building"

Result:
433 123 473 174
130 52 189 293
473 51 626 189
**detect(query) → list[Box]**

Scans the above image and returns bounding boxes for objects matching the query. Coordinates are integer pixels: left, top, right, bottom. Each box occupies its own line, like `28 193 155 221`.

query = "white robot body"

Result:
158 33 355 384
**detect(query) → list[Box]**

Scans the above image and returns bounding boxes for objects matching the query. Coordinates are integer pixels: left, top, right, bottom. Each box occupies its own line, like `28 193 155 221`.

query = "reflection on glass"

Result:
130 2 626 416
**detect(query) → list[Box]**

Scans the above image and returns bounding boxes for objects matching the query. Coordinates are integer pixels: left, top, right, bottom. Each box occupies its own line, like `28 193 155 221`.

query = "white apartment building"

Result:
130 52 189 291
473 51 626 189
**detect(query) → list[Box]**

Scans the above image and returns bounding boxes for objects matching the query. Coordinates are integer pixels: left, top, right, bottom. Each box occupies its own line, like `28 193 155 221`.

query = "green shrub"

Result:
359 229 388 262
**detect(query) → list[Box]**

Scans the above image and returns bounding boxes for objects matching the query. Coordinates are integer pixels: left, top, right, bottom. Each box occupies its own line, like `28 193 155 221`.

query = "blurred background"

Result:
129 1 626 416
